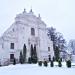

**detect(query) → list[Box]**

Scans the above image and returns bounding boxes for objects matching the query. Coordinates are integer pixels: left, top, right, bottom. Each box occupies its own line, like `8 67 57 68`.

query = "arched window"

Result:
31 28 35 36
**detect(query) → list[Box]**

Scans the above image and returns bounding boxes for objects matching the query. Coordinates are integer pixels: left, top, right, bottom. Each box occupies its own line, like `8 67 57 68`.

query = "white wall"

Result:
0 10 54 64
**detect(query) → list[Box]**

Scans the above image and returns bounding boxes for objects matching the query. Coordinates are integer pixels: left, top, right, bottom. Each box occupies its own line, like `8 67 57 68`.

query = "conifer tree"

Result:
19 51 23 64
66 60 71 68
31 44 34 59
49 55 51 62
38 61 42 66
50 60 54 67
30 44 38 63
13 58 16 65
33 45 38 63
58 59 62 67
44 61 48 67
23 44 26 63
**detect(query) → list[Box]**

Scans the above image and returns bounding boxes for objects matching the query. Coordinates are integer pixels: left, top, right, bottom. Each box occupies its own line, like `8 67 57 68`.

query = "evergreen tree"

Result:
13 58 16 65
33 45 38 63
44 61 48 67
38 61 42 66
50 60 54 67
48 55 51 61
53 56 55 61
28 57 32 64
30 44 38 63
19 51 23 64
31 44 34 59
23 44 26 63
66 60 71 68
58 59 62 67
60 58 62 62
34 45 37 56
49 55 51 62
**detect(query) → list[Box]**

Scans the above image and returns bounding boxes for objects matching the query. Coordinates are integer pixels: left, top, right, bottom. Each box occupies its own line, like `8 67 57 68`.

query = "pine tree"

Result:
31 44 34 59
33 45 38 63
28 57 32 64
34 45 37 56
30 44 38 63
53 57 55 61
58 59 62 67
38 61 42 66
66 60 71 68
13 58 16 65
23 44 26 63
44 61 48 67
50 60 54 67
19 51 23 64
48 55 51 62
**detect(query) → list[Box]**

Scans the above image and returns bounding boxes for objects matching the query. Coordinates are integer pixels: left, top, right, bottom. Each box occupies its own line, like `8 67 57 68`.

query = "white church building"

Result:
0 9 54 65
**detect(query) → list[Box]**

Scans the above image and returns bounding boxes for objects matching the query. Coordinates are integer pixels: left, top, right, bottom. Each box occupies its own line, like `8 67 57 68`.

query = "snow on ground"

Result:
0 62 75 75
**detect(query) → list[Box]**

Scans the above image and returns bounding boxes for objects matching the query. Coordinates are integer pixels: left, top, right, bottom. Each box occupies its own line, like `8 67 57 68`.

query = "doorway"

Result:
10 54 14 62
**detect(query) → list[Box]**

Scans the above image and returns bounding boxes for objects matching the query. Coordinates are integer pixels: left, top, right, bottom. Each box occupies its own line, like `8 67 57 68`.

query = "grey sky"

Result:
0 0 75 42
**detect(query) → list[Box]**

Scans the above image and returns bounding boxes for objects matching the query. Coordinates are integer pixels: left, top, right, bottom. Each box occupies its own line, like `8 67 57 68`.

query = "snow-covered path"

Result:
0 63 75 75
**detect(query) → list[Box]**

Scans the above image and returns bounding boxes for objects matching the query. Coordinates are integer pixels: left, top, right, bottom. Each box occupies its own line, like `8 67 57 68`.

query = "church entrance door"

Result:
10 54 14 62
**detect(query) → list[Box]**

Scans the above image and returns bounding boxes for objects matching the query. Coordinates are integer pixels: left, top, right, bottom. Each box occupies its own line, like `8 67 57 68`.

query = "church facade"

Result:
0 9 54 65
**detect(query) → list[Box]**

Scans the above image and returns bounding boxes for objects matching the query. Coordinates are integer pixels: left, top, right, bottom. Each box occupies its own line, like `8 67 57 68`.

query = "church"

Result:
0 9 54 65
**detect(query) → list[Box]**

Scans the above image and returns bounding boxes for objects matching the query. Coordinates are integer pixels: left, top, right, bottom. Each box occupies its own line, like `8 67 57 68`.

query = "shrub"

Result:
50 60 54 67
13 58 16 65
53 57 55 62
48 55 51 62
44 61 48 67
49 57 51 62
23 44 27 63
31 56 38 64
38 61 42 66
60 58 62 62
58 60 62 67
28 57 32 64
66 60 71 68
19 51 24 64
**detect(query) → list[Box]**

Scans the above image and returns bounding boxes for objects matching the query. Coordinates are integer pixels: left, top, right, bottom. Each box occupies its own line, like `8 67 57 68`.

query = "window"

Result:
48 47 50 51
10 54 14 59
31 28 35 36
10 43 14 49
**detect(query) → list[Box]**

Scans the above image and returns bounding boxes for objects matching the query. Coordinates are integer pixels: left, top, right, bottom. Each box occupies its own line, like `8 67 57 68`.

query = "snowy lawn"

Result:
0 62 75 75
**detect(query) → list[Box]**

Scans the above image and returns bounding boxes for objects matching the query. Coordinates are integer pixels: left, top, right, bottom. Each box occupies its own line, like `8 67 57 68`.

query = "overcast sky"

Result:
0 0 75 43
